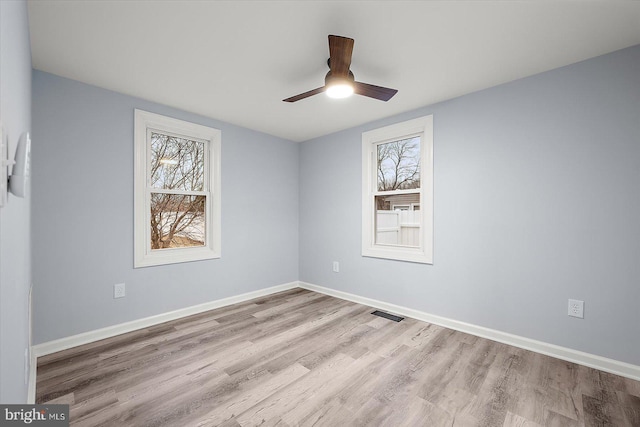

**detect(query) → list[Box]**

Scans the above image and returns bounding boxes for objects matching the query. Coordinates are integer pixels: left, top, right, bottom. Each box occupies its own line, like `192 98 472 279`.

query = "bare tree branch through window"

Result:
376 137 421 210
149 133 206 249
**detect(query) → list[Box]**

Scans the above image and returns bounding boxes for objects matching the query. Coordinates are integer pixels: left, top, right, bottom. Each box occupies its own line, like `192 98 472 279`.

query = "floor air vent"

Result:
371 310 404 322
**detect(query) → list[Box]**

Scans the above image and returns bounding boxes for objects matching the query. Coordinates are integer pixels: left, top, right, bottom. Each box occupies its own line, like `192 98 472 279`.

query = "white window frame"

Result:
362 115 433 264
134 109 221 268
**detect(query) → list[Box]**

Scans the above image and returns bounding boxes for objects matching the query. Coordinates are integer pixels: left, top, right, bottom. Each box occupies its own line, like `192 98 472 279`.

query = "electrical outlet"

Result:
568 299 584 318
332 261 339 273
114 283 126 299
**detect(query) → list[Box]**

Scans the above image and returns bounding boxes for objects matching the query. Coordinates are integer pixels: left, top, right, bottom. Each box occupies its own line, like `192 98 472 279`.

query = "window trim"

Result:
134 109 221 268
361 115 433 264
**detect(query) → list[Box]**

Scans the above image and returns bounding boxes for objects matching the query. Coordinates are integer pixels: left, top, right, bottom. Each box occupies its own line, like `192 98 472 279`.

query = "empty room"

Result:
1 1 640 426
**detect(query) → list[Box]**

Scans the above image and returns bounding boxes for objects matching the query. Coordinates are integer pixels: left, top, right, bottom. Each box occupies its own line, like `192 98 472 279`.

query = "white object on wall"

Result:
9 131 31 198
1 123 14 207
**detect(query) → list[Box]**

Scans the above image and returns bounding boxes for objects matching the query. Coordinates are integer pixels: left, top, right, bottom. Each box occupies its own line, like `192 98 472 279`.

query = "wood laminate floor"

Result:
36 289 640 426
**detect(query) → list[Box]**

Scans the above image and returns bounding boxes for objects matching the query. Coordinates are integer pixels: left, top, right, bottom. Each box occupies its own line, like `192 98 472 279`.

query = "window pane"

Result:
375 194 420 247
150 132 205 191
150 193 206 249
377 136 421 191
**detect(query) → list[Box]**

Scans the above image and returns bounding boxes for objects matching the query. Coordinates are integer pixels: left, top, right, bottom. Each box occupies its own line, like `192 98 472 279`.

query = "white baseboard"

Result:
27 350 37 404
298 281 640 382
32 282 299 358
27 283 36 404
30 280 640 385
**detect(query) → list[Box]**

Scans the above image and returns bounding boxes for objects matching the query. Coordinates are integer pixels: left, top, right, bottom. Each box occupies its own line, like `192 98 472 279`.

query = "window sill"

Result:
362 246 432 264
134 246 220 268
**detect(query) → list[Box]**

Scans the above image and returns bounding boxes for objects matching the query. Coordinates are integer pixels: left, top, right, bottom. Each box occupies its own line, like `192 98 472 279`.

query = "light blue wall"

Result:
0 0 32 403
299 45 640 366
32 71 299 344
31 44 640 368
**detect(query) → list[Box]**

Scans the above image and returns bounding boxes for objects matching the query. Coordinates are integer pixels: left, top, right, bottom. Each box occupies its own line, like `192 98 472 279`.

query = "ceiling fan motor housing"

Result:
325 70 355 87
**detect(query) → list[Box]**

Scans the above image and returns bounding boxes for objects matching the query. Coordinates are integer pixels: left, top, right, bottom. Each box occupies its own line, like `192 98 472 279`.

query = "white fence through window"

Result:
376 210 421 247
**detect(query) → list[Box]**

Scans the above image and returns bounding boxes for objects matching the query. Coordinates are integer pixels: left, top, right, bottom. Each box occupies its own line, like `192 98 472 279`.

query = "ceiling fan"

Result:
283 35 398 103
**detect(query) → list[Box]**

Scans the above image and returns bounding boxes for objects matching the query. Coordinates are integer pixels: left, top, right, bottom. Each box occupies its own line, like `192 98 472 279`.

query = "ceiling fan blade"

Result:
283 87 325 103
328 35 354 77
353 81 398 101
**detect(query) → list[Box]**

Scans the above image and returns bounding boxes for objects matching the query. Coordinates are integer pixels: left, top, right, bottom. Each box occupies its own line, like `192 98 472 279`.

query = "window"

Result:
362 115 433 264
134 110 221 267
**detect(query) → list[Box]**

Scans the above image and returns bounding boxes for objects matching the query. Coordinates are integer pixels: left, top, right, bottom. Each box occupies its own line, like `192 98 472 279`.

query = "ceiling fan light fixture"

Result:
324 72 353 98
326 81 354 99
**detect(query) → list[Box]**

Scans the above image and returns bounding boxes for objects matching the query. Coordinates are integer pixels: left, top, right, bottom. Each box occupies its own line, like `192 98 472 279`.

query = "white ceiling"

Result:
28 1 640 142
